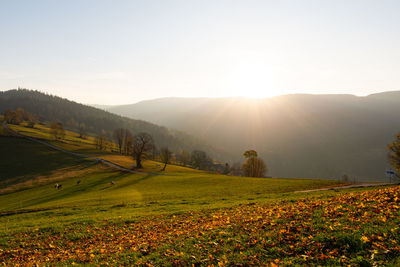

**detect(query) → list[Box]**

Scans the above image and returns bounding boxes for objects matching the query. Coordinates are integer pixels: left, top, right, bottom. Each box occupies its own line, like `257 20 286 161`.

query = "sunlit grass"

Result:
8 123 117 154
1 120 397 265
0 166 339 232
1 185 399 266
98 154 202 173
0 122 341 234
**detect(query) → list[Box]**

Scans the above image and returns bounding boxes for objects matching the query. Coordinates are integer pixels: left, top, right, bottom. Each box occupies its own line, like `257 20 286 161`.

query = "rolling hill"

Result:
107 92 400 181
0 122 339 227
1 99 398 267
0 89 218 158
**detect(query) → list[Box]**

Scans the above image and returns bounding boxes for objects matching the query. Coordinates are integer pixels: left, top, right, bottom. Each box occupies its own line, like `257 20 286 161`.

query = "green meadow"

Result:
0 123 339 234
3 122 398 266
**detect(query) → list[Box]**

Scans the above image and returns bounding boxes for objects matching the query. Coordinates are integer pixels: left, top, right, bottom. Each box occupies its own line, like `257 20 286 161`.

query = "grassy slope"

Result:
0 137 88 182
1 185 399 266
0 162 338 233
1 122 399 265
0 123 339 233
7 123 116 154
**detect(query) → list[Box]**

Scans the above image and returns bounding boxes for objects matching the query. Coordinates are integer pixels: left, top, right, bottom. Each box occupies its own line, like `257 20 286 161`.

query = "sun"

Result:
225 62 284 99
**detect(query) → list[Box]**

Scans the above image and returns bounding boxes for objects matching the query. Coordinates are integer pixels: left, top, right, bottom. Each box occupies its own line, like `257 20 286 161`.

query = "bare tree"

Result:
160 147 172 171
176 150 191 166
113 128 125 154
123 129 133 155
114 128 134 155
191 150 212 170
242 150 267 177
50 121 65 140
78 123 87 139
96 135 108 150
132 132 154 169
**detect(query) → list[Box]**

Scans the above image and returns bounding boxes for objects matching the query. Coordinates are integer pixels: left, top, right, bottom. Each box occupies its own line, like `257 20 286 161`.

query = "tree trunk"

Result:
162 162 167 171
136 156 143 169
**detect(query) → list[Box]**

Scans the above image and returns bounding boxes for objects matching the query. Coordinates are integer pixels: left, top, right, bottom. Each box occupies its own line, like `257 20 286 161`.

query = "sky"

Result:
1 0 400 105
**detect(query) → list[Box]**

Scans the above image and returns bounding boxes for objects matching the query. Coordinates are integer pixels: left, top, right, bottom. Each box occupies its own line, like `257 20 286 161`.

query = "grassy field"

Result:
2 122 398 265
0 123 340 226
0 137 91 189
7 123 116 155
1 185 399 266
0 156 339 232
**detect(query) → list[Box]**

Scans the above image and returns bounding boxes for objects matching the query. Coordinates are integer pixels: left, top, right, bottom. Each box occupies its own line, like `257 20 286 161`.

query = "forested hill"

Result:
0 89 218 157
107 92 400 181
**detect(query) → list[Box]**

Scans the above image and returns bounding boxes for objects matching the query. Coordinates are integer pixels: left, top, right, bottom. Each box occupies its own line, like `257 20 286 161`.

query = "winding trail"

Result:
2 122 161 176
294 182 395 193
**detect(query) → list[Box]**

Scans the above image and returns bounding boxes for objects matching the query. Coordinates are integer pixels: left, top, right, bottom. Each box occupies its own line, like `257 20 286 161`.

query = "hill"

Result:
0 136 92 193
0 89 218 158
0 122 339 226
1 114 397 266
107 92 400 181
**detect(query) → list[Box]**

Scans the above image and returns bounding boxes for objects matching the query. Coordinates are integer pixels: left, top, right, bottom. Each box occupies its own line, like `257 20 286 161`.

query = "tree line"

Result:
12 108 400 179
10 106 399 180
0 96 268 177
0 89 218 159
1 108 270 176
111 126 270 175
4 108 36 128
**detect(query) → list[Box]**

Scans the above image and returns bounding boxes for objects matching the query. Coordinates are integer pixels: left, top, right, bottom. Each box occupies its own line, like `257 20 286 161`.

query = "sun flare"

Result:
226 62 284 99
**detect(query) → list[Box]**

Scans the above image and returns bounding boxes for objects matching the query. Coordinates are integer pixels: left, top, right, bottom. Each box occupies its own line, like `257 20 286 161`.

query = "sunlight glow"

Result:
226 61 283 99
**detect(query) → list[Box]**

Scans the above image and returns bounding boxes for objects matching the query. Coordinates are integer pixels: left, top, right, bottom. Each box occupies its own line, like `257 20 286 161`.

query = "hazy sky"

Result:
1 0 399 104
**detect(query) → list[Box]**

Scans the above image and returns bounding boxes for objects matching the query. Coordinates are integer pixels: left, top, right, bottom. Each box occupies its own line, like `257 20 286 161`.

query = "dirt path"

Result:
2 122 161 176
295 183 395 193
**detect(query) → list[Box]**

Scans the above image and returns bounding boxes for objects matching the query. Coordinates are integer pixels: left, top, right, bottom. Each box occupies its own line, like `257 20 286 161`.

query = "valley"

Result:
1 117 399 265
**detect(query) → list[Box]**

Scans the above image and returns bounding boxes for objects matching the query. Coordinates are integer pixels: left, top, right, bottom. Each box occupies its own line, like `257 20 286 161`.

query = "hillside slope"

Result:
0 89 218 157
107 92 400 181
0 136 91 192
0 124 339 229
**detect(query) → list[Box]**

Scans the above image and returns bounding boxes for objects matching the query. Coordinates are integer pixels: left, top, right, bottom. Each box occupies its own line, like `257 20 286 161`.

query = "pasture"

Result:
0 123 339 233
1 122 398 266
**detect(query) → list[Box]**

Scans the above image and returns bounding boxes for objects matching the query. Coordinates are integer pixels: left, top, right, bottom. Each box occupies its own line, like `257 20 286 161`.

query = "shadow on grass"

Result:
0 137 89 185
19 172 131 209
104 173 157 193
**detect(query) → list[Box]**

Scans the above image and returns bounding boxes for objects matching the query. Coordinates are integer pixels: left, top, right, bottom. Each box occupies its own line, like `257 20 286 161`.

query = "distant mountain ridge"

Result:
106 91 400 181
0 89 218 157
